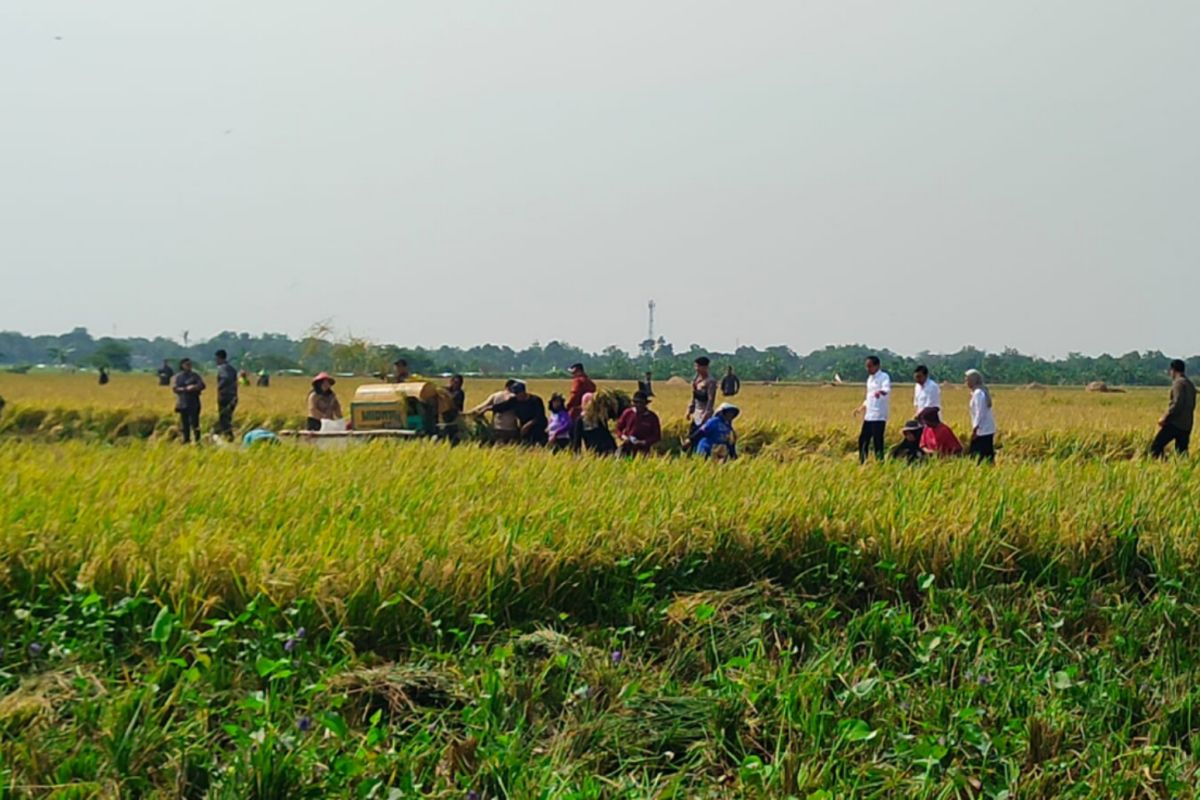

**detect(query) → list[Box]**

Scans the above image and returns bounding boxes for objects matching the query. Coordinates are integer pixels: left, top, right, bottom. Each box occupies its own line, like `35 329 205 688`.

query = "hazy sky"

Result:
2 2 1197 357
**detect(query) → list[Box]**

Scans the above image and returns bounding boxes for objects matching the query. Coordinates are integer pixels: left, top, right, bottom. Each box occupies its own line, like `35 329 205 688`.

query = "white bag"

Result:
320 418 348 433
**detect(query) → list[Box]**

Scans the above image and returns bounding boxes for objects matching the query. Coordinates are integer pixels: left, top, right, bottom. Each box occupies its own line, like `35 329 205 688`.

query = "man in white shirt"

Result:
853 355 891 462
913 365 941 417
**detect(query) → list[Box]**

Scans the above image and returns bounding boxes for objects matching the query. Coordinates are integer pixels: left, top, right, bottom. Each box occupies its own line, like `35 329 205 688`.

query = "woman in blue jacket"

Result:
690 403 739 460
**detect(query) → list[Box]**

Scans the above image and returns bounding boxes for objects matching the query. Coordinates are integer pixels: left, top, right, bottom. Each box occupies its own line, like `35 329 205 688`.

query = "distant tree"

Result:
88 339 133 371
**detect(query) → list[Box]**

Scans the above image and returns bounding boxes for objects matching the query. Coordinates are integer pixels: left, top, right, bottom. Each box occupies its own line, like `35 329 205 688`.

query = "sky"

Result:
1 1 1197 357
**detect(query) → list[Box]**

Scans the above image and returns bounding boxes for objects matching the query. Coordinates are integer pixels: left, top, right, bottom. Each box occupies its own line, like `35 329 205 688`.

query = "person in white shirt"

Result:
913 365 941 416
965 369 996 462
852 355 891 462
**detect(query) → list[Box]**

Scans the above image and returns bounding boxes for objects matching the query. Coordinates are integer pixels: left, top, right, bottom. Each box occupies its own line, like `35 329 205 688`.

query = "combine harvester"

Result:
282 381 461 448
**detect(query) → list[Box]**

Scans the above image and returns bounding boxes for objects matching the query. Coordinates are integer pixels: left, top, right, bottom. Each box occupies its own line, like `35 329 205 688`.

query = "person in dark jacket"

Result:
571 392 617 455
173 358 205 443
157 359 174 386
637 370 655 398
720 366 741 397
256 369 270 387
493 382 548 446
445 374 465 416
214 349 238 440
890 419 926 463
1152 359 1196 458
97 367 109 385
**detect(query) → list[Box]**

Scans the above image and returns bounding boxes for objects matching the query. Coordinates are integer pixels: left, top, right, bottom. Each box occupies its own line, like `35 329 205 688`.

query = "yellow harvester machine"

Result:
349 382 457 438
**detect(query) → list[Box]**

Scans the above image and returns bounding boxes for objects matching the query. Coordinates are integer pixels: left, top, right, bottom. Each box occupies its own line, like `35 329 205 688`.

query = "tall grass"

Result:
4 441 1197 632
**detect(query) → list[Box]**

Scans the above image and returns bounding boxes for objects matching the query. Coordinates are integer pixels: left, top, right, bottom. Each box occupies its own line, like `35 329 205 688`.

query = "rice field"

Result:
0 372 1171 459
1 374 1197 797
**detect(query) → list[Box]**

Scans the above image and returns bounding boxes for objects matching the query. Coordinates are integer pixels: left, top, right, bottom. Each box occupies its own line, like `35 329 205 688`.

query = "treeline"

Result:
0 328 1194 386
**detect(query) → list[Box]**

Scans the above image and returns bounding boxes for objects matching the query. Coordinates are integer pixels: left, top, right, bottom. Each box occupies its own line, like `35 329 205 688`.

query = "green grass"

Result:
1 440 1199 796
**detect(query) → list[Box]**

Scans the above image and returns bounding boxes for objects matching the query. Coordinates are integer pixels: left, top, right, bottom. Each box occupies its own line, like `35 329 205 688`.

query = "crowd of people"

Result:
159 350 1197 462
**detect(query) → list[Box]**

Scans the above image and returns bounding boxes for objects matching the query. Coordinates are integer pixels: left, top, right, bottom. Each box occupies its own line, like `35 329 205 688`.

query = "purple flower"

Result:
610 650 623 666
284 638 298 653
295 627 307 640
27 642 43 657
977 674 993 687
467 791 481 800
297 715 313 732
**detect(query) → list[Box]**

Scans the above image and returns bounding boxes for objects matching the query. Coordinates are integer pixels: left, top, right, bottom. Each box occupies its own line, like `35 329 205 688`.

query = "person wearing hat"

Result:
306 372 343 432
616 390 662 456
690 402 739 460
890 420 926 462
566 363 596 421
256 368 270 387
172 357 205 444
687 356 718 448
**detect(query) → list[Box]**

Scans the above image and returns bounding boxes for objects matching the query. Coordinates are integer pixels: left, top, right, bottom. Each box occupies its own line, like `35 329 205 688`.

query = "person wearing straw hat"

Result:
306 372 343 432
890 419 926 462
690 402 740 460
965 369 997 462
616 390 662 456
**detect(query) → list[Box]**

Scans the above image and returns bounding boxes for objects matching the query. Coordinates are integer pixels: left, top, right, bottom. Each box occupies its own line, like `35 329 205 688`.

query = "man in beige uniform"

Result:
468 379 521 444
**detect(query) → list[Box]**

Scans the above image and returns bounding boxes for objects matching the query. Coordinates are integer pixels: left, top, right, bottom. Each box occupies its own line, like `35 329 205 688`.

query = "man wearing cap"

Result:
467 379 521 444
172 358 205 444
306 372 343 431
687 357 719 448
616 391 662 456
214 349 238 440
853 355 891 463
566 363 596 421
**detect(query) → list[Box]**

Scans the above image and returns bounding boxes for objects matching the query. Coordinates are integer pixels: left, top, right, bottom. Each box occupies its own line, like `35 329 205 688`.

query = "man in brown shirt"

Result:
1151 359 1196 458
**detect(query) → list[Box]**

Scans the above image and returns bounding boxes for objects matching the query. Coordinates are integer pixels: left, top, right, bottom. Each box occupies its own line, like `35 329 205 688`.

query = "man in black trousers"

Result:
214 349 238 441
1151 359 1195 458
